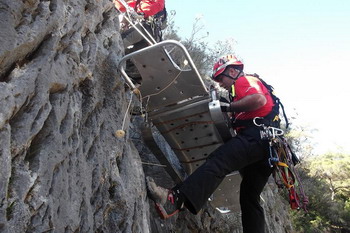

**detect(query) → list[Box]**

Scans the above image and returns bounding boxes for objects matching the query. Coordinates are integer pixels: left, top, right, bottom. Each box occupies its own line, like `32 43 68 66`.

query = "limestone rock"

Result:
0 0 149 232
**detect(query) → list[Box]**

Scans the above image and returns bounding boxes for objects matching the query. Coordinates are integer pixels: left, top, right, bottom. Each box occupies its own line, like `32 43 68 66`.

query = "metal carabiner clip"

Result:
269 127 284 138
253 117 264 127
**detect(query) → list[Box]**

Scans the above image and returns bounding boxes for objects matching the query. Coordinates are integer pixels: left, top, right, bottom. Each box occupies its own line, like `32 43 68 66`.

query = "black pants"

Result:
178 127 272 233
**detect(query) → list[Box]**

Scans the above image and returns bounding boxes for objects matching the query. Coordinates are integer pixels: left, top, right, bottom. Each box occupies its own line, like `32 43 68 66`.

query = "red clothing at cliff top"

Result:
233 75 274 121
114 0 165 18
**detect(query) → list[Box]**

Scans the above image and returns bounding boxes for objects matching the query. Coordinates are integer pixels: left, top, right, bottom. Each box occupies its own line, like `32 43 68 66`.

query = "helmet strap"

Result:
234 70 242 80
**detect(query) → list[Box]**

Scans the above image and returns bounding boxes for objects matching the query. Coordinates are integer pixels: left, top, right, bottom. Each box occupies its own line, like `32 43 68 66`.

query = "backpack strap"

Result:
232 75 287 129
154 7 167 21
249 74 289 128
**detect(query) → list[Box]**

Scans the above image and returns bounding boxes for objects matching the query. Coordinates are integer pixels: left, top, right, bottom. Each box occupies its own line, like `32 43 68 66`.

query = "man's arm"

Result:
138 0 164 18
229 94 267 112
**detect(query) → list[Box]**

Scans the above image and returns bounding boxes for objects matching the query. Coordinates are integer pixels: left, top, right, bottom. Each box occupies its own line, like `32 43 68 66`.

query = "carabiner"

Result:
253 117 264 127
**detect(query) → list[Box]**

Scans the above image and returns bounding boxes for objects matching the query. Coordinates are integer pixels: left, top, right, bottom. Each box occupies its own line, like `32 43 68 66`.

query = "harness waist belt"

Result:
233 117 271 128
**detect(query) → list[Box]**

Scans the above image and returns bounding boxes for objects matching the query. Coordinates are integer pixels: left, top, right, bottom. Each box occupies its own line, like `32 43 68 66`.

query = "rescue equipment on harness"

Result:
257 124 309 211
235 74 307 210
255 119 309 211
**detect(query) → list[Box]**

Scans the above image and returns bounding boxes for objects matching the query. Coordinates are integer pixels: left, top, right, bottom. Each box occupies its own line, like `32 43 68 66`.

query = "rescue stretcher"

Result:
119 40 242 213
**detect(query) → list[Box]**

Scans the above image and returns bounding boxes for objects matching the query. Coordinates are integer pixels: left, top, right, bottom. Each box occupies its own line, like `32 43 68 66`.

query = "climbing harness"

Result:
233 75 308 210
255 119 308 211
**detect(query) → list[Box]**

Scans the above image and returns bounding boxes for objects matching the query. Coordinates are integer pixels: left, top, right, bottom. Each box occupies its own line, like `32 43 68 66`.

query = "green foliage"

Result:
285 123 316 160
163 15 236 85
163 12 181 42
308 153 350 200
291 153 350 232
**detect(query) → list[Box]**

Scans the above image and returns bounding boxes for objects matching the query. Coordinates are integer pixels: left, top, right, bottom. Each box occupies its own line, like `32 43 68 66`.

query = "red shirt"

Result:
233 75 274 120
114 0 165 18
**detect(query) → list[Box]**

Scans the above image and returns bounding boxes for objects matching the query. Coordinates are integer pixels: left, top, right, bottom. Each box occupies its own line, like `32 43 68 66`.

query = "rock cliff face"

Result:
0 1 293 232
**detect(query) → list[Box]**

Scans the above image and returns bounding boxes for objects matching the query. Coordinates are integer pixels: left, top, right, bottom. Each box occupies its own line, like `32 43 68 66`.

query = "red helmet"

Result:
212 55 244 80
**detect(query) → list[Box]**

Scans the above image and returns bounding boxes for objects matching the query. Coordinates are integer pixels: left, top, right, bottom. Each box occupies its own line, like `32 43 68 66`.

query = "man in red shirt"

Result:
114 0 165 49
147 55 279 233
114 0 164 19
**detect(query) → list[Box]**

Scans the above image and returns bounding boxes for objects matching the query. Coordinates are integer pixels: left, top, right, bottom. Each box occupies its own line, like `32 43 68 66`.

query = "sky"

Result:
166 0 350 155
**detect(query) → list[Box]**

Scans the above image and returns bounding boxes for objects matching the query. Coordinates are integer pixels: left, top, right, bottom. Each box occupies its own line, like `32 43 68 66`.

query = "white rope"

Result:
140 161 166 167
121 92 134 131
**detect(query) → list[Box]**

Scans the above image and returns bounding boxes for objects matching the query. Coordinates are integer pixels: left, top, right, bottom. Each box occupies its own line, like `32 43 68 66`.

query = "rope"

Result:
269 135 308 211
141 161 166 167
121 93 134 131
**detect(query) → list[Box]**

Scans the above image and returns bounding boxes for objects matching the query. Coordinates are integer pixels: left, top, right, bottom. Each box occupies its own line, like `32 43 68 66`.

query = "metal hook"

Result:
268 127 284 138
253 117 264 127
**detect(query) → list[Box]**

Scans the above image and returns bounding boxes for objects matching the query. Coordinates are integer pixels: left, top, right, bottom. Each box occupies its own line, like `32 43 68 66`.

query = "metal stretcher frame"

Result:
118 40 242 213
119 40 208 111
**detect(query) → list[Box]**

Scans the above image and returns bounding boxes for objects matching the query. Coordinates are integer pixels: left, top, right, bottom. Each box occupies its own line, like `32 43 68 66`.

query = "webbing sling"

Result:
270 136 308 211
257 77 289 128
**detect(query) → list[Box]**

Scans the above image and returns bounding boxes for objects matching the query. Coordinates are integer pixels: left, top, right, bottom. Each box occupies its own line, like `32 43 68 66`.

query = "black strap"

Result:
229 75 288 129
278 99 289 128
253 75 289 129
233 109 280 129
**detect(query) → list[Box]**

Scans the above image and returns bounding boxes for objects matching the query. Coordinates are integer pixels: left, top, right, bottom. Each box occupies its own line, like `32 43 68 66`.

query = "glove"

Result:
220 102 232 112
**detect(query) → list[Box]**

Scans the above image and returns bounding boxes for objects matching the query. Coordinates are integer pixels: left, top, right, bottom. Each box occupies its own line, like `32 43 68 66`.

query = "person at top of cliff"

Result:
114 0 166 50
147 55 282 233
114 0 164 19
